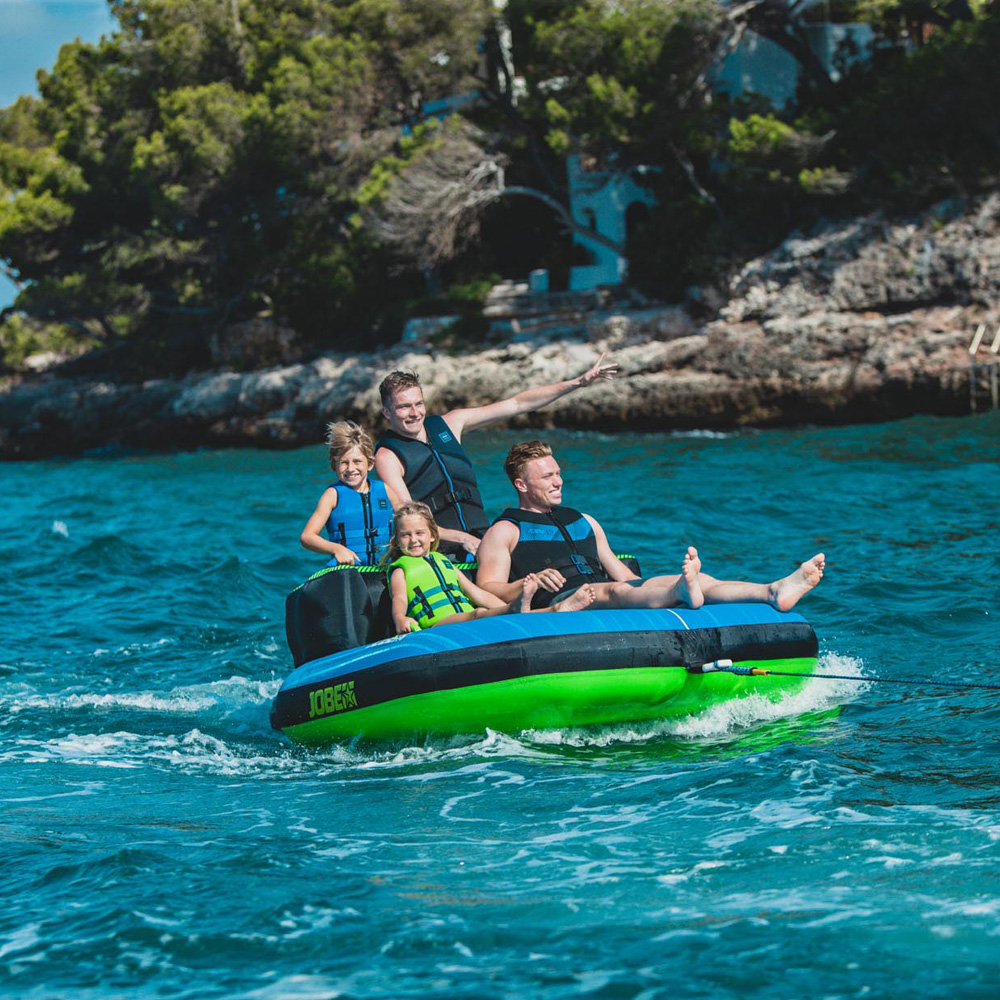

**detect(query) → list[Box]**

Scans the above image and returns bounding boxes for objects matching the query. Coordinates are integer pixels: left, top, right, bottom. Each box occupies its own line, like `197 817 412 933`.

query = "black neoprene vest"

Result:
375 415 489 535
495 506 611 608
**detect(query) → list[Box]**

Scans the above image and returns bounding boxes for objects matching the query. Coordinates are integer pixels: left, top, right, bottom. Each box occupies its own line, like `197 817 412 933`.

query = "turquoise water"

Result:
2 413 999 999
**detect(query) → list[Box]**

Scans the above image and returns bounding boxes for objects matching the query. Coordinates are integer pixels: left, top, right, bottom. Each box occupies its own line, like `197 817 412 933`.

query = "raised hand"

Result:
576 351 619 387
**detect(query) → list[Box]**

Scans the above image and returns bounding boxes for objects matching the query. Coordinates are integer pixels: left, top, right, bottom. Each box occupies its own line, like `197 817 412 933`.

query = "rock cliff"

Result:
2 194 997 459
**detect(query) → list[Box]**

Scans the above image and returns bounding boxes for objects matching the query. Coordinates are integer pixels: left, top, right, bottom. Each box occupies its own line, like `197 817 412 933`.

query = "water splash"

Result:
522 652 864 750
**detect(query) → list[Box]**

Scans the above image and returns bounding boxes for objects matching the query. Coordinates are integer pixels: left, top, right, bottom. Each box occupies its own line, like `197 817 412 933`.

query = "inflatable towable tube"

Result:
273 566 819 744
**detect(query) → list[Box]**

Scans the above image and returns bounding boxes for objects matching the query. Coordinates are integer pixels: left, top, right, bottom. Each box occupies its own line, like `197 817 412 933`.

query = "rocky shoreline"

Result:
3 194 997 460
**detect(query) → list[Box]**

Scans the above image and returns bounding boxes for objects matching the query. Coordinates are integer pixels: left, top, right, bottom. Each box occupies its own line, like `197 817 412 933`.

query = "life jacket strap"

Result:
427 488 473 514
548 515 603 577
409 585 435 622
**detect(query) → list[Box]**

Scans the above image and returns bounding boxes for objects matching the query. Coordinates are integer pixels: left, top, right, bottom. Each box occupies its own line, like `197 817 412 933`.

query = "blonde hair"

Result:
386 501 440 562
504 440 553 485
326 420 374 472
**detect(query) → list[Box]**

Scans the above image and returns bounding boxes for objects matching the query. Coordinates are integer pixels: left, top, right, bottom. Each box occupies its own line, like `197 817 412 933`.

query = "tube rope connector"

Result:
690 659 736 674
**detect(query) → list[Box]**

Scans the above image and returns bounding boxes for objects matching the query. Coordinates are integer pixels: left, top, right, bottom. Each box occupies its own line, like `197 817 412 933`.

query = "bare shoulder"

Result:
481 518 520 548
307 486 339 517
375 448 410 488
440 408 470 441
374 447 401 469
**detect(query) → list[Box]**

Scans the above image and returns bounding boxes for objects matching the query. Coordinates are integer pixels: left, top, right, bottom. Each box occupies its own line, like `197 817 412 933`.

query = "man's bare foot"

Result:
518 574 539 613
677 546 704 609
556 584 596 612
769 553 825 611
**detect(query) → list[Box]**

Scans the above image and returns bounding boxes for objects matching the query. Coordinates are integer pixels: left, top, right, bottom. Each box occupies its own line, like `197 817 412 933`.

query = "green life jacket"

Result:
388 551 475 629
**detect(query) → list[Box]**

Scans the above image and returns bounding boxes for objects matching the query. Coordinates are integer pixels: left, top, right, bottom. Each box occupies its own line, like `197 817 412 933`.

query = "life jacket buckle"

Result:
429 488 472 512
411 585 434 622
570 553 594 575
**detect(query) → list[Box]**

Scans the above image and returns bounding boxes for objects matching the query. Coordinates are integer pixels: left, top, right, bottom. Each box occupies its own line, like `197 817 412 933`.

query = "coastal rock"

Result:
724 195 1000 322
208 318 302 370
0 196 993 459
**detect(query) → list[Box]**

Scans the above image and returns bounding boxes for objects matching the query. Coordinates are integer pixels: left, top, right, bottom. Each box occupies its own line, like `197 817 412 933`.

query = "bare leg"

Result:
701 553 825 611
584 546 705 610
431 608 505 627
432 578 596 626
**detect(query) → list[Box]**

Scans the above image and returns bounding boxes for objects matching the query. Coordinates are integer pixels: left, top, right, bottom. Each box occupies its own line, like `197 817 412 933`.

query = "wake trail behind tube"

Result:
513 653 865 749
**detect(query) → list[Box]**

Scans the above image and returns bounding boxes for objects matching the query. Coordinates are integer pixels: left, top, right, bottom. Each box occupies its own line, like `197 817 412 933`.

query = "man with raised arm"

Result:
373 355 618 560
476 440 826 612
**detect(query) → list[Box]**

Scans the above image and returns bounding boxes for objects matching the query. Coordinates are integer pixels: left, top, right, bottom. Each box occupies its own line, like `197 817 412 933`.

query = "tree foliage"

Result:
0 0 491 367
0 0 997 370
507 0 729 163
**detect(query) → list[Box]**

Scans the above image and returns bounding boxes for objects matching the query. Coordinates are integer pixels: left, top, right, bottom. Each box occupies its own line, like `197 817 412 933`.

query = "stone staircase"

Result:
482 281 611 340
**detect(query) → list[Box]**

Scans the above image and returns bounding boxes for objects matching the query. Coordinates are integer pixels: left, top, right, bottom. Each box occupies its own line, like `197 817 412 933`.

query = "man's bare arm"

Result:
444 353 618 440
584 514 639 582
474 522 523 601
373 449 411 505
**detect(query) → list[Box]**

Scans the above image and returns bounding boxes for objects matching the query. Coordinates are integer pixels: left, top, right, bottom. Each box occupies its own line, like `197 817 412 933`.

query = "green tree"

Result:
0 0 492 370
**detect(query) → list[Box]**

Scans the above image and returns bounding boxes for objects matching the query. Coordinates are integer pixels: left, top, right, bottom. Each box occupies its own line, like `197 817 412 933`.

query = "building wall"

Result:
714 23 876 108
566 156 656 291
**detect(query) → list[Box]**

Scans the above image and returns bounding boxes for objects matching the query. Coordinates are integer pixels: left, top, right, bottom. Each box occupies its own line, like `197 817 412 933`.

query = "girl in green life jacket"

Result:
386 502 595 634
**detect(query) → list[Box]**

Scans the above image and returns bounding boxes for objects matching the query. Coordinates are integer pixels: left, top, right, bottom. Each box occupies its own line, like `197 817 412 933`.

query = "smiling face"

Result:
335 445 373 490
396 513 434 558
515 455 564 511
383 386 427 439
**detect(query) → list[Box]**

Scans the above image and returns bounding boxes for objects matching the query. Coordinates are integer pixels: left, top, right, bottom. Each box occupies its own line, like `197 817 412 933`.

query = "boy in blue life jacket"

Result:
386 502 595 633
300 421 400 566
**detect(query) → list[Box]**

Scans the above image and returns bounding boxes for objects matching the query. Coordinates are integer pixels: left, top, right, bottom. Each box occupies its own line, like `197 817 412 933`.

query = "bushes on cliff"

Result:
805 12 1000 207
1 0 999 373
0 0 488 371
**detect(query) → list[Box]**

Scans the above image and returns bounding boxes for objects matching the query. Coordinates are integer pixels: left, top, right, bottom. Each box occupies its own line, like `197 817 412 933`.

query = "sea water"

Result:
2 413 999 999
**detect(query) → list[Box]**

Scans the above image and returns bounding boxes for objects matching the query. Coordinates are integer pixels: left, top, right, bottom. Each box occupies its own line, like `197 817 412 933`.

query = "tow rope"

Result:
690 659 1000 692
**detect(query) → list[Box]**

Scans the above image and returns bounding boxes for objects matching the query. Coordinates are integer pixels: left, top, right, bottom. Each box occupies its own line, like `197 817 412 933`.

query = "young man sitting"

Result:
475 440 825 612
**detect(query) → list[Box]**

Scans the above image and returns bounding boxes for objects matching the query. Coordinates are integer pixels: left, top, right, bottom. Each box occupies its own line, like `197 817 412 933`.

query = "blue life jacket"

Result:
375 415 489 538
495 505 611 608
325 479 393 566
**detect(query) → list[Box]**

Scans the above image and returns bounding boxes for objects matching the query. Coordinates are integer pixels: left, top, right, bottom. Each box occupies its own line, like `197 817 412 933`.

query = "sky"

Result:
1 0 117 309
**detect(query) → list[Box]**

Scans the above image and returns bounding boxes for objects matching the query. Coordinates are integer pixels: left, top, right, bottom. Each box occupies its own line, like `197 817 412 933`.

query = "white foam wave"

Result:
8 727 308 775
91 637 176 659
665 651 866 738
670 429 739 440
523 651 866 748
5 675 281 718
1 655 868 773
347 728 555 771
